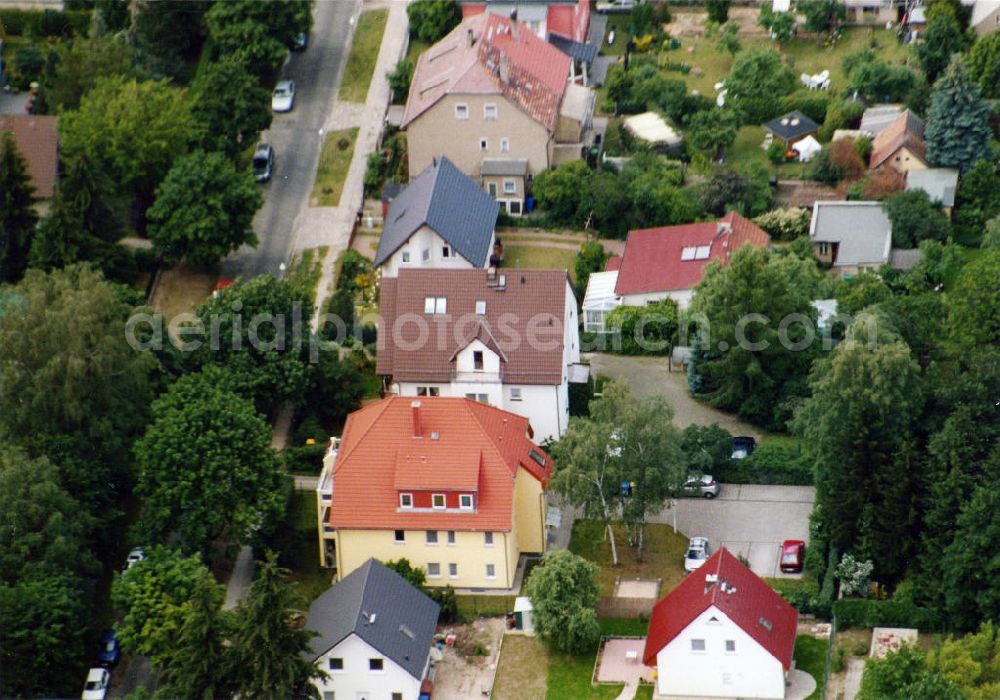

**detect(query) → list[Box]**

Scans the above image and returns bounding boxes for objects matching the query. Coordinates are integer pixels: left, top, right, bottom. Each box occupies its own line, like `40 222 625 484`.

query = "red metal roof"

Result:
642 548 798 669
328 397 551 532
614 212 770 296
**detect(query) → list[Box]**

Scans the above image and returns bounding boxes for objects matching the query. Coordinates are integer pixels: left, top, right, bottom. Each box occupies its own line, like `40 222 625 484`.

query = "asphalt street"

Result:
221 0 361 280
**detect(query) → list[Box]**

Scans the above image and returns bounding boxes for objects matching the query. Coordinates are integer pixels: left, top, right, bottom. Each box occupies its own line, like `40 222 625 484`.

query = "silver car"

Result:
271 80 296 112
682 474 720 499
684 536 711 572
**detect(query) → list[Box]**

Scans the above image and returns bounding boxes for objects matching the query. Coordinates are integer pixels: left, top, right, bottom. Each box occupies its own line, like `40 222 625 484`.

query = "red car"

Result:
780 540 806 573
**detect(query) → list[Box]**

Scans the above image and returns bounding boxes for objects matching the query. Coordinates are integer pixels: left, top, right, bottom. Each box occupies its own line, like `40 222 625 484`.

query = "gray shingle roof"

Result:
810 202 892 267
374 156 500 269
303 559 440 679
549 33 597 63
480 158 530 176
905 168 958 208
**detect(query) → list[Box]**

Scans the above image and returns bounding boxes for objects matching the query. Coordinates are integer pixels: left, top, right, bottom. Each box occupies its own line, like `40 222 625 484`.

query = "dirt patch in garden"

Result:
432 617 505 700
665 7 773 38
492 634 549 700
149 265 217 338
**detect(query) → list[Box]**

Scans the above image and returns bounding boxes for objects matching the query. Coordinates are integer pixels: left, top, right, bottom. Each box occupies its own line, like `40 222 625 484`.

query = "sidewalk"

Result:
294 0 411 331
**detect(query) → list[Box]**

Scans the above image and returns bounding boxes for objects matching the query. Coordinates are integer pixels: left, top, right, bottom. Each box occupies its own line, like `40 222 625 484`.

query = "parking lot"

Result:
652 484 815 579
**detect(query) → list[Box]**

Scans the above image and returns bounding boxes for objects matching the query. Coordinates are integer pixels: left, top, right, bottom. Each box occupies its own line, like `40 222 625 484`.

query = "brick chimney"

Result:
411 400 422 438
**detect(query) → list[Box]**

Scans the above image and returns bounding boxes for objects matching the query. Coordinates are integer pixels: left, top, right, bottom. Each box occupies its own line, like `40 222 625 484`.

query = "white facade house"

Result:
377 268 585 443
374 156 500 278
644 548 798 700
305 559 439 700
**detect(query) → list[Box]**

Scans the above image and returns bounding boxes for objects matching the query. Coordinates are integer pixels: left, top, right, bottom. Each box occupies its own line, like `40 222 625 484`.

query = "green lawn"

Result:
728 125 808 177
312 128 359 207
502 245 579 280
456 594 516 619
569 519 688 596
276 491 332 605
795 634 828 700
339 9 388 103
494 635 549 700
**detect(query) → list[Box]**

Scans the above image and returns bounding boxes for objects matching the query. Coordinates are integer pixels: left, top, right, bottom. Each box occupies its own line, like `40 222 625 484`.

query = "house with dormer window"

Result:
377 268 585 442
315 397 553 590
644 548 799 699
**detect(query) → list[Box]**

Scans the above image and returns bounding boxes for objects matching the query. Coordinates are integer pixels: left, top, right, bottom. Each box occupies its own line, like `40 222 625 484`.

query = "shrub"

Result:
832 645 847 672
605 299 679 355
387 58 414 101
706 0 731 23
281 442 327 475
829 138 867 183
780 91 831 124
833 599 946 631
818 99 865 141
769 578 827 617
753 207 811 241
720 442 814 485
0 8 89 37
767 140 788 164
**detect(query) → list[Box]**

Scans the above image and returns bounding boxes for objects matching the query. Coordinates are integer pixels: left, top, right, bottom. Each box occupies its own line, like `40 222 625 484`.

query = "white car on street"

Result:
82 667 110 700
684 536 711 572
272 80 296 112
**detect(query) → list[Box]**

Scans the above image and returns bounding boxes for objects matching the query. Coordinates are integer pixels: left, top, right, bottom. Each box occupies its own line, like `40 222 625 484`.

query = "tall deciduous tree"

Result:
882 189 950 247
185 275 313 412
111 546 215 667
43 35 138 113
0 132 37 284
689 246 823 429
134 371 285 554
147 151 262 265
686 108 739 161
941 481 1000 630
794 328 923 582
206 0 313 79
0 266 154 515
134 0 212 80
725 49 796 123
917 12 968 84
525 549 601 655
952 159 1000 245
227 551 324 698
59 77 197 203
407 0 462 43
968 30 1000 98
799 0 846 32
191 57 272 159
947 250 1000 348
925 56 994 173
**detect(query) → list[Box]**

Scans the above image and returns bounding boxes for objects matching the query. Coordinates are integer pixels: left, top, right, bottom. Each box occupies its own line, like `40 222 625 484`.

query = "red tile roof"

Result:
0 115 58 199
377 268 572 386
328 397 552 532
547 0 590 43
402 13 571 132
605 256 622 272
614 212 771 296
643 548 798 669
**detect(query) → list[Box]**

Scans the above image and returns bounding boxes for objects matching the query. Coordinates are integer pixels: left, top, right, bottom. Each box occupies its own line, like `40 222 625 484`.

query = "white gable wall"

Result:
619 289 694 311
381 225 494 278
655 606 786 699
312 631 427 700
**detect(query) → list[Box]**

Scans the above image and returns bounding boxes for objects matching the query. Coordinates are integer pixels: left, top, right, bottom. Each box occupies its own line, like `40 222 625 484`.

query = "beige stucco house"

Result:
402 13 595 215
971 0 1000 36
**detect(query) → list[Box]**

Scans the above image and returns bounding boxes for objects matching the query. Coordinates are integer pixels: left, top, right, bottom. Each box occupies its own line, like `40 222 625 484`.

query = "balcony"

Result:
451 368 504 383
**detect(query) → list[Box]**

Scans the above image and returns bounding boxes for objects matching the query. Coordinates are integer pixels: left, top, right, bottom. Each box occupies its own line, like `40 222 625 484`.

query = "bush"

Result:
387 58 413 103
753 207 811 241
281 442 327 475
0 8 89 37
769 578 828 617
604 299 679 355
720 442 814 485
706 0 731 23
818 99 865 141
429 585 459 623
833 599 945 631
780 91 831 124
766 140 788 164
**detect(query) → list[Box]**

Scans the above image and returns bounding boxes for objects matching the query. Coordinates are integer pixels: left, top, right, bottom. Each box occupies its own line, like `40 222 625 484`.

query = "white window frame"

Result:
394 529 405 543
401 251 410 263
432 494 446 510
473 350 484 370
400 493 413 509
369 657 385 672
725 639 736 653
459 494 474 510
484 103 497 120
329 657 344 672
442 245 451 258
509 200 522 215
449 562 458 578
422 247 431 261
691 639 706 652
427 563 441 578
435 297 447 314
455 103 469 119
500 137 510 152
510 387 522 402
503 179 516 194
475 300 486 315
426 530 439 545
479 138 488 151
447 530 456 544
485 563 496 579
484 531 494 547
487 182 497 196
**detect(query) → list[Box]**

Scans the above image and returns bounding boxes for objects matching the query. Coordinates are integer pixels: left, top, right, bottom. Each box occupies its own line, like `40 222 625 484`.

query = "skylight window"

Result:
694 245 711 260
529 448 546 467
476 300 486 315
680 247 697 261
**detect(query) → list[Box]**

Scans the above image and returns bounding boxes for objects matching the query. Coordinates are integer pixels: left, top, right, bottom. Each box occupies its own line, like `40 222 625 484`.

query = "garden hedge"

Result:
833 599 946 632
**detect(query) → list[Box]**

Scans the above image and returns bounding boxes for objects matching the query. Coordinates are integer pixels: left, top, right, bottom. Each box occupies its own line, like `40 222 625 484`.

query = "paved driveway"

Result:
651 484 815 579
585 354 762 438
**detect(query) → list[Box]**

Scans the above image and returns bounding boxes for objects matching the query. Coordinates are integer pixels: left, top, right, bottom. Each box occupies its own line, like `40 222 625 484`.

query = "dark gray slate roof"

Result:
374 156 499 268
549 33 598 63
763 111 819 142
303 559 440 680
481 158 530 176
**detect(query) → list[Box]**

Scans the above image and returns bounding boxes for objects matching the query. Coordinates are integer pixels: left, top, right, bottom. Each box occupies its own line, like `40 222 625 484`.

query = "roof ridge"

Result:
463 399 523 479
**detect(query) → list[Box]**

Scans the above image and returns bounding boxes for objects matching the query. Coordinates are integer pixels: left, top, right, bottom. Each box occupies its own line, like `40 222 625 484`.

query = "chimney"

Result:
411 400 422 438
509 11 520 41
467 28 474 48
717 220 732 235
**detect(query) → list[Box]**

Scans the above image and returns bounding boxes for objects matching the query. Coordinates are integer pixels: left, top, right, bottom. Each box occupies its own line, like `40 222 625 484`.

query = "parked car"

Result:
681 474 719 499
684 536 711 572
731 436 757 460
780 540 806 573
272 80 296 112
252 143 274 182
292 32 308 51
596 0 635 12
95 629 120 667
125 546 146 570
81 667 110 700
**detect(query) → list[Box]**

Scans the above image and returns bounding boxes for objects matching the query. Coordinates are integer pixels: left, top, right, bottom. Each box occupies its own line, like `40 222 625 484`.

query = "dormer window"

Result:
473 351 484 370
432 494 446 509
460 494 473 510
400 493 413 509
475 300 486 315
401 251 410 263
442 245 451 258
